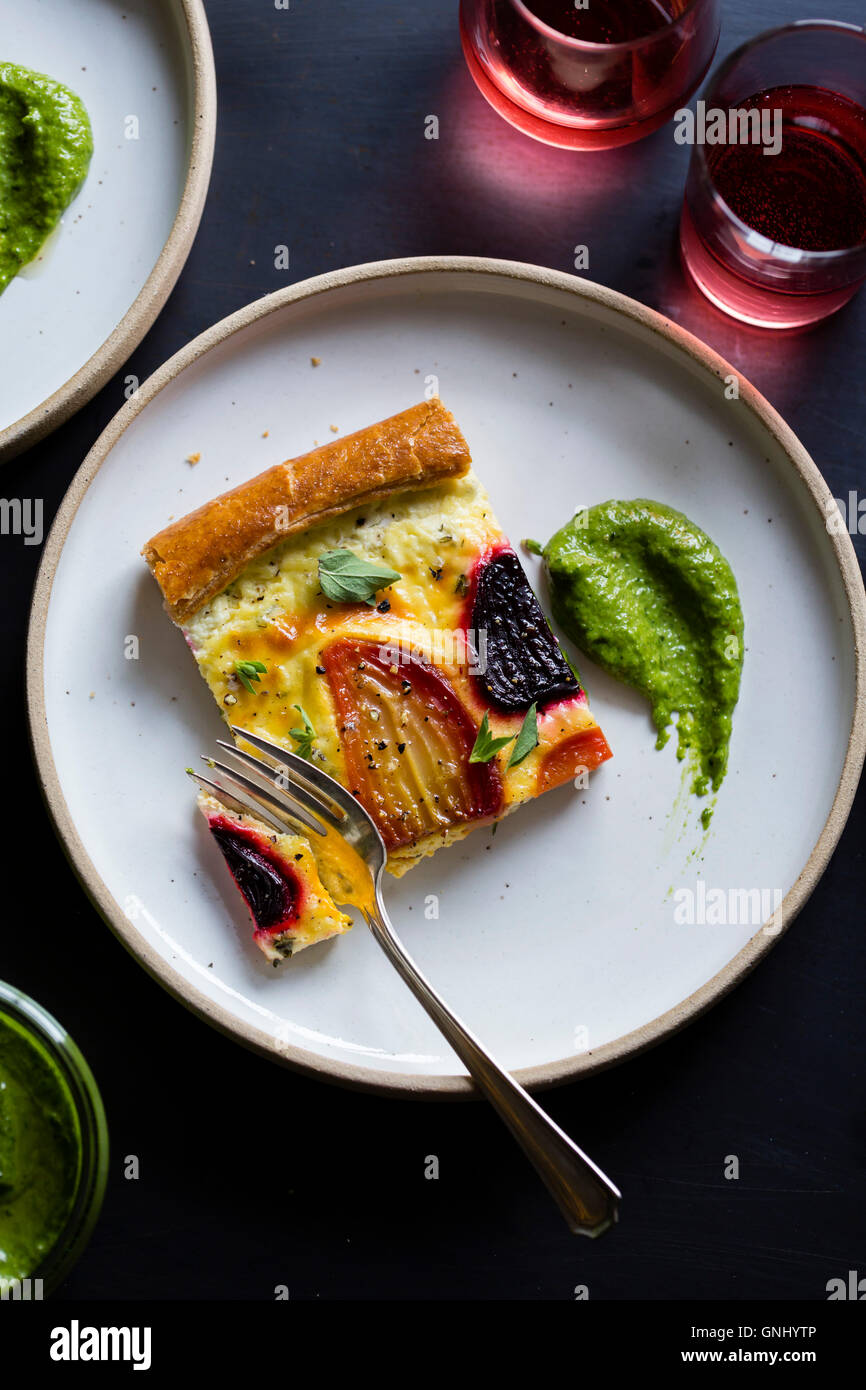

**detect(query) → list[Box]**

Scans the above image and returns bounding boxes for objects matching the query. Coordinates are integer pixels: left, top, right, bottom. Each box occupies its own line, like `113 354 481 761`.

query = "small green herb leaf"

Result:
469 711 515 764
563 651 582 688
233 659 267 693
289 704 316 760
318 549 401 605
522 537 543 556
507 702 539 768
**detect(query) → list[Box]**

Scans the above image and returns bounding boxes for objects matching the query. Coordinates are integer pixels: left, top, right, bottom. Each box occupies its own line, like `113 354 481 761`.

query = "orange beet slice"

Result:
322 638 502 849
537 726 613 794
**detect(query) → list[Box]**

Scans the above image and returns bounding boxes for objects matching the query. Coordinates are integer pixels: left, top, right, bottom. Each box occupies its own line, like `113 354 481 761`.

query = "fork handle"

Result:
363 899 620 1237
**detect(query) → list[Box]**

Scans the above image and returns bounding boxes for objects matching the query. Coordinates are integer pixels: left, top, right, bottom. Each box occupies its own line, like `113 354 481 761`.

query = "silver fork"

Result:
192 725 621 1238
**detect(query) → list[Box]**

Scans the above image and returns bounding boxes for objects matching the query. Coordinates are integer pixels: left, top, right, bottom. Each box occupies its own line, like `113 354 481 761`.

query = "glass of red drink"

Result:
459 0 721 150
680 21 866 328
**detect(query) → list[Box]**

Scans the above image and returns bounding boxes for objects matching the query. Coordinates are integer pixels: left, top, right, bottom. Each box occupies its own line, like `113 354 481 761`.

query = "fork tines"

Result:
229 725 347 821
197 746 328 839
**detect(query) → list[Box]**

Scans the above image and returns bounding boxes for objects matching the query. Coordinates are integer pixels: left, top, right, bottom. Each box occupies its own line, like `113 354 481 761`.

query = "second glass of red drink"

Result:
680 21 866 328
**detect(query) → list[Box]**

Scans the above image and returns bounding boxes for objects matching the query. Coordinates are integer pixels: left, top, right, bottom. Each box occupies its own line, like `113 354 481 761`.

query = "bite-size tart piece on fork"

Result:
197 791 351 963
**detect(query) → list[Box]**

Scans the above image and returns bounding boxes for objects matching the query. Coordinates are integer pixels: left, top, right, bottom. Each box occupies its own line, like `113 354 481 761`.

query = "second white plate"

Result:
0 0 215 458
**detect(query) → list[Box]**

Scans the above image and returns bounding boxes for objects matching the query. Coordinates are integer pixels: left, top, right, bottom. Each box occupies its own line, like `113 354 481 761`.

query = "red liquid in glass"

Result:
681 83 866 325
708 86 866 252
460 0 719 150
524 0 683 43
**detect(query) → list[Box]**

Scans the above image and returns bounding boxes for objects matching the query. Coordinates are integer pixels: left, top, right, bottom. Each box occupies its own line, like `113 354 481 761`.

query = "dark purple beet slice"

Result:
471 549 580 713
210 823 298 931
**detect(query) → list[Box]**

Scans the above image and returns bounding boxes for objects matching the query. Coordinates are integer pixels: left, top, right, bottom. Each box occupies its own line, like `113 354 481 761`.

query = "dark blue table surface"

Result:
3 0 864 1300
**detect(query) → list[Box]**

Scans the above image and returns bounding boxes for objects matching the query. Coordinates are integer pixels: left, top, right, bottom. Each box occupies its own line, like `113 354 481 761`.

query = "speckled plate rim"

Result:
26 256 866 1097
0 0 217 463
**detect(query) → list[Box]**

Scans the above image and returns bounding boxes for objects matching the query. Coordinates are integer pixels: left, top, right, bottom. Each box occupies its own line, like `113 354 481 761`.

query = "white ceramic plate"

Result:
28 259 866 1095
0 0 215 459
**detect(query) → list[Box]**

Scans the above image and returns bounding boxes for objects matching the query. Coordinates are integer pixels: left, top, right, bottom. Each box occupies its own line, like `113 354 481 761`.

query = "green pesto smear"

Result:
0 1009 81 1282
544 500 744 819
0 62 93 294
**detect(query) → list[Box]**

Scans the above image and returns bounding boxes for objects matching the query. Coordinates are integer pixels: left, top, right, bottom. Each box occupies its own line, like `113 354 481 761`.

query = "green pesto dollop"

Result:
544 499 744 801
0 1009 81 1282
0 62 93 294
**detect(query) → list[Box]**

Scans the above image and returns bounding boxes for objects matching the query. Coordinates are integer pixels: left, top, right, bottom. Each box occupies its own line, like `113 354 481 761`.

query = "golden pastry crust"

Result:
142 398 471 623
